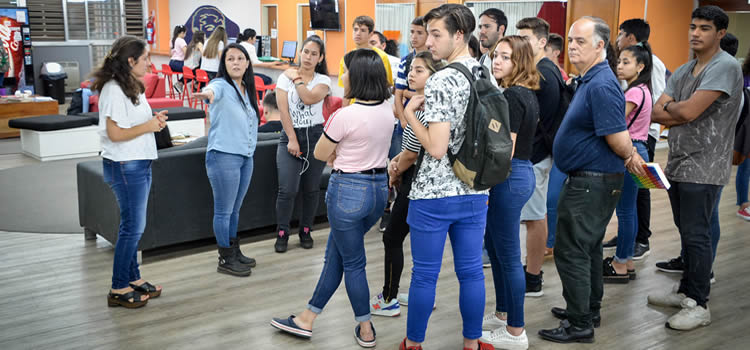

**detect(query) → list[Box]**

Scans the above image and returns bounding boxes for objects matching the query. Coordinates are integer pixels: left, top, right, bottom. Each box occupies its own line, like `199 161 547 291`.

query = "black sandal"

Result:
129 281 162 298
603 257 630 284
107 290 148 308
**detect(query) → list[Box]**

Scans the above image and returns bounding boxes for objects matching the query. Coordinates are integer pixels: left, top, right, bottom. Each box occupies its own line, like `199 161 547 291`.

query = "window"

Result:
87 0 121 40
28 0 65 41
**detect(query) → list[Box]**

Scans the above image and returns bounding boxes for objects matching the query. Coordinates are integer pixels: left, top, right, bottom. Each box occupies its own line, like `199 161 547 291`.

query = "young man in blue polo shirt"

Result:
538 16 646 344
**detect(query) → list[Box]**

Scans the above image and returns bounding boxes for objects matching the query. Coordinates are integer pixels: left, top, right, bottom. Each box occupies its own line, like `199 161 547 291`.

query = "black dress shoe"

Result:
538 320 594 344
550 307 601 328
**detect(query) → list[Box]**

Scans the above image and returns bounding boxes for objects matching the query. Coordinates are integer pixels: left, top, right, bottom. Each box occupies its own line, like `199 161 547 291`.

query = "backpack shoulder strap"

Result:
627 86 646 129
446 62 476 84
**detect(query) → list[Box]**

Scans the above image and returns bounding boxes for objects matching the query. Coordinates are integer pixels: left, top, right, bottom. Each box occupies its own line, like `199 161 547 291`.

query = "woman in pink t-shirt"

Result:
270 49 394 348
604 42 653 283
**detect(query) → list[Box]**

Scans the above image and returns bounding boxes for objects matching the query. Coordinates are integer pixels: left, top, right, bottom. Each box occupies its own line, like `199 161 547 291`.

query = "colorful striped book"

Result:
630 162 671 190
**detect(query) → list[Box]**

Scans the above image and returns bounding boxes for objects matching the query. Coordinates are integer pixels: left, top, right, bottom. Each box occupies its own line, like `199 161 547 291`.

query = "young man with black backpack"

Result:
515 17 563 299
398 4 500 350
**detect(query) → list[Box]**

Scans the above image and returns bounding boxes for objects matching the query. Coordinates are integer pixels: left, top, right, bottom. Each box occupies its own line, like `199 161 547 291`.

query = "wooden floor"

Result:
1 149 749 350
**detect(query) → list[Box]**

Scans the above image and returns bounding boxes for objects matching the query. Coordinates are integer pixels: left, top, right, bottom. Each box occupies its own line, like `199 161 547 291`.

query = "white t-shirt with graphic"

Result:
277 72 331 128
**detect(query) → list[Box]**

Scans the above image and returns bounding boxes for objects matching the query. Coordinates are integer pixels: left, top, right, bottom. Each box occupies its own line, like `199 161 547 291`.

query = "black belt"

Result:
632 139 647 145
334 167 386 175
568 171 621 178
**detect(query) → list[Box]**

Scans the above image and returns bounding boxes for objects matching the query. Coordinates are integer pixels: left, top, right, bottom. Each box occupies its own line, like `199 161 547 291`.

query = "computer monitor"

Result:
281 41 298 64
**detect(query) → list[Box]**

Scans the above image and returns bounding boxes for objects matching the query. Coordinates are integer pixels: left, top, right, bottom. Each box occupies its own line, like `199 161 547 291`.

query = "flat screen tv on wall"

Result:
309 0 340 31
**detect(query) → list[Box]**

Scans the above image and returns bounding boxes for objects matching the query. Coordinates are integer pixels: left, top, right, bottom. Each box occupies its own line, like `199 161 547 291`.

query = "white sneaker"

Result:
482 311 508 331
480 326 528 350
648 283 686 307
370 293 400 317
397 293 436 309
666 297 711 330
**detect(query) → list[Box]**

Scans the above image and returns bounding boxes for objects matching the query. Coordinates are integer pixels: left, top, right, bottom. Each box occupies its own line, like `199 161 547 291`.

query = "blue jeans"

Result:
205 150 254 248
485 159 534 328
737 159 750 205
307 172 388 322
103 159 152 289
388 124 404 159
406 194 489 342
614 141 649 262
546 162 566 248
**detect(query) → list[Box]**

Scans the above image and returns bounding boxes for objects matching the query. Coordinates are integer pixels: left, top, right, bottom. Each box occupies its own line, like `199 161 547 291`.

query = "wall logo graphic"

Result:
184 6 240 43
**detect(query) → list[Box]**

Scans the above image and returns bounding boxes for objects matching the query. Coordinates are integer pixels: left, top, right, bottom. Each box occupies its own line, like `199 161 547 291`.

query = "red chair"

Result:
193 69 210 111
161 64 177 99
150 63 161 75
254 76 276 102
181 66 196 107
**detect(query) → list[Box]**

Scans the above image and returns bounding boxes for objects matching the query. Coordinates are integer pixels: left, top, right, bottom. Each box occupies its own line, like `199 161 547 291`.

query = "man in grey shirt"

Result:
649 5 743 331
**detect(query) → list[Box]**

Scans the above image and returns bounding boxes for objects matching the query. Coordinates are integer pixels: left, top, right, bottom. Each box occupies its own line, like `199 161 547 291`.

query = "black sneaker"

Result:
655 256 683 273
275 230 289 253
525 270 544 297
379 211 391 232
603 236 617 249
632 242 650 260
299 227 314 249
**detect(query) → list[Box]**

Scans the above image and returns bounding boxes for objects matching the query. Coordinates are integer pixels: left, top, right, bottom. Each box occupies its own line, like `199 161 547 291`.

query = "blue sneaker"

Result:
370 293 400 317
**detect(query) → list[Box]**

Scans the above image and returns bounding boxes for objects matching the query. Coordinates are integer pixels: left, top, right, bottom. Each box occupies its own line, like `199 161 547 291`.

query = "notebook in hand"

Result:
630 162 671 190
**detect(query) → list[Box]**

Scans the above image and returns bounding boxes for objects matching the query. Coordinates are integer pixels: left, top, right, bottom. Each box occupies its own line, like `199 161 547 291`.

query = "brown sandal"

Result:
129 281 162 298
107 290 148 308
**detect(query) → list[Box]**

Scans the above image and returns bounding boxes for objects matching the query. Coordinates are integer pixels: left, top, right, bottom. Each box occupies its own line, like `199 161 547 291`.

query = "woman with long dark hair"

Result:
92 36 168 308
193 43 259 277
184 31 205 70
273 35 331 253
602 42 653 283
271 49 394 348
201 26 228 80
479 35 540 349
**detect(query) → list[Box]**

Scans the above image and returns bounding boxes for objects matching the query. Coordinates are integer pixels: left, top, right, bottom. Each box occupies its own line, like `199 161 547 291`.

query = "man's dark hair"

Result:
343 49 392 102
385 39 400 57
516 17 550 40
353 15 375 33
546 33 564 51
262 91 278 111
424 4 476 43
372 31 387 46
412 16 425 27
692 5 729 31
619 18 650 42
720 32 738 56
468 35 481 59
479 8 507 36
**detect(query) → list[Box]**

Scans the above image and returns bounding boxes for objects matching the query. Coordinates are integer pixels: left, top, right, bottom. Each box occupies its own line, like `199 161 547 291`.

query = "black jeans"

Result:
381 165 415 302
275 125 326 232
635 135 657 245
667 181 721 307
554 173 623 329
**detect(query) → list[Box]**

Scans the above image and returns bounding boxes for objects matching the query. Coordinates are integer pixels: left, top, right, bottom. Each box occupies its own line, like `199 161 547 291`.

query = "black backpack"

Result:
442 62 513 190
66 89 83 115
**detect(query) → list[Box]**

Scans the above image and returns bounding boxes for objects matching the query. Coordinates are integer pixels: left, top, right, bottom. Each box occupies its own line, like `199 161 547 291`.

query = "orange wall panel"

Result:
618 0 645 24
261 0 374 75
148 0 171 56
647 0 694 72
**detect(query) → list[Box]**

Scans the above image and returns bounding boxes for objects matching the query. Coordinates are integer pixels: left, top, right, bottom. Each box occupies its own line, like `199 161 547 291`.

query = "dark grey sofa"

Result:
77 133 330 251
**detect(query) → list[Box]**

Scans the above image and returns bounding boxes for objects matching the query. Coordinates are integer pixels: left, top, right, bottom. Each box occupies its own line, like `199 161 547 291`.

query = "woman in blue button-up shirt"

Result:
194 43 260 277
